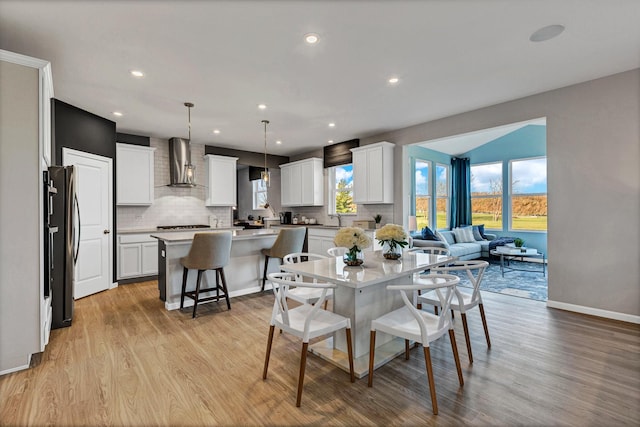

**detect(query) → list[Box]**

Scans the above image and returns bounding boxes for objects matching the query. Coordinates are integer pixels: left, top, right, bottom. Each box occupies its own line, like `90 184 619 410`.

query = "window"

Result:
471 162 503 229
510 157 547 231
435 164 449 230
252 179 268 209
329 164 356 214
414 160 430 229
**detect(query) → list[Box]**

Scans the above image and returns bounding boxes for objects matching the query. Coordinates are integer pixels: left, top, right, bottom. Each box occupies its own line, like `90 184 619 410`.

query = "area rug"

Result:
447 258 548 301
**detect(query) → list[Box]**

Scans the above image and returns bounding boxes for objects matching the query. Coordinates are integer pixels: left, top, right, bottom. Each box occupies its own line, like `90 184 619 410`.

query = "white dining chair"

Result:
263 272 355 407
418 260 490 364
327 246 348 257
282 252 332 309
406 246 452 308
368 273 464 415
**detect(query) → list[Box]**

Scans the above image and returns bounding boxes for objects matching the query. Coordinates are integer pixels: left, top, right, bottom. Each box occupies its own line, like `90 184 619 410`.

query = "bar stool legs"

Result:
180 266 231 318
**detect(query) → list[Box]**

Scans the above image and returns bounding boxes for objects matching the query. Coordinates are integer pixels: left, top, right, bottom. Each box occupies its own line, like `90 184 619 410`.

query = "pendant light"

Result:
261 119 270 187
184 102 196 184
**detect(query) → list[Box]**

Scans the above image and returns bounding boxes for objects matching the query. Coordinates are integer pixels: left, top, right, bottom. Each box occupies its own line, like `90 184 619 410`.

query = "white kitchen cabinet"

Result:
351 142 395 204
205 155 238 206
116 143 156 205
280 158 323 207
118 233 158 280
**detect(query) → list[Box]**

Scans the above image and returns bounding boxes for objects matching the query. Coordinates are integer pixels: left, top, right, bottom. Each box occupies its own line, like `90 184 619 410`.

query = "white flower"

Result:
334 227 372 251
376 224 408 250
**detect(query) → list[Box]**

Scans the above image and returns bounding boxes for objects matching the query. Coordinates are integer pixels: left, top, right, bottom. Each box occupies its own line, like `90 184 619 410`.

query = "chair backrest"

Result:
269 227 306 258
182 231 232 270
432 260 488 304
407 246 451 256
327 247 348 257
387 273 460 343
283 252 327 283
268 272 336 340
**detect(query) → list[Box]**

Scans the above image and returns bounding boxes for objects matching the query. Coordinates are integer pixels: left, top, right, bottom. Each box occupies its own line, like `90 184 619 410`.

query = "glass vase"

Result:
383 242 402 260
343 248 364 266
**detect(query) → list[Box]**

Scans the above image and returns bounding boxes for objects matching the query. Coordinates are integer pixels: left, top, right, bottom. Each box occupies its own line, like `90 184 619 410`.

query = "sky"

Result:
415 158 547 195
335 164 353 187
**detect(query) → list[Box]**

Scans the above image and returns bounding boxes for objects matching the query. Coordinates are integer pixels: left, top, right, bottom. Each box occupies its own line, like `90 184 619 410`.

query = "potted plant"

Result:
514 237 526 252
376 224 409 260
373 214 382 229
334 227 372 266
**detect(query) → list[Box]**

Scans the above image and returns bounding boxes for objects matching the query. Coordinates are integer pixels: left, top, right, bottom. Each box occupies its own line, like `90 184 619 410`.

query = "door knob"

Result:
103 229 110 234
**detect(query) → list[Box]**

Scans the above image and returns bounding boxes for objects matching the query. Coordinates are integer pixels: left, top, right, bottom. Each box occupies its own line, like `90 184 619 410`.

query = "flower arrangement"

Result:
376 224 408 259
334 227 372 265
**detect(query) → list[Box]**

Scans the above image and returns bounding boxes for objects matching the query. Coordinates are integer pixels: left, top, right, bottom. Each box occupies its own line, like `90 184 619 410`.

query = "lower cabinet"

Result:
118 233 158 280
307 228 380 256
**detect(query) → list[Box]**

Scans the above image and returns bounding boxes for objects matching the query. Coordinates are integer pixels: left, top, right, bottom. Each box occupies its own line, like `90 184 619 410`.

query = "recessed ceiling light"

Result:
328 123 335 128
276 140 282 145
130 70 144 77
213 129 220 134
388 77 399 84
304 33 319 44
258 104 267 110
530 24 565 42
328 140 334 144
112 111 123 117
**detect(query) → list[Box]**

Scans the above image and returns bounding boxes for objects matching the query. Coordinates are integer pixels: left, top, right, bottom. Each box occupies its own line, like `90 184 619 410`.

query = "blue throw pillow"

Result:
477 224 486 239
421 226 439 241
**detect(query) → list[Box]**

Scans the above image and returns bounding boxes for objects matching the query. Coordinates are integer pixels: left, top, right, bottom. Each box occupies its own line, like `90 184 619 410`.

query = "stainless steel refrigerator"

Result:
48 165 79 329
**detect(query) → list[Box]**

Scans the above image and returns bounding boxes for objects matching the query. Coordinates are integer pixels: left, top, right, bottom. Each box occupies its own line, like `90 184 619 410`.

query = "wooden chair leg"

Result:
434 305 439 315
448 329 464 386
296 342 309 407
261 255 270 291
215 269 221 302
417 289 422 310
461 312 473 363
368 330 376 387
479 303 491 348
219 268 231 309
192 270 203 318
262 325 275 379
345 328 355 383
405 339 411 360
423 346 438 415
180 267 189 309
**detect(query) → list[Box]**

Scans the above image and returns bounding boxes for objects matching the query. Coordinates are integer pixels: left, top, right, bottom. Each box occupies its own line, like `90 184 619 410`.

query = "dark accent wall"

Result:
205 145 289 168
116 132 150 146
52 99 118 281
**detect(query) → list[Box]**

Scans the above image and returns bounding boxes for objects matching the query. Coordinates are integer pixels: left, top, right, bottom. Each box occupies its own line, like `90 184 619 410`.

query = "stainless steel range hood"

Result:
168 137 196 187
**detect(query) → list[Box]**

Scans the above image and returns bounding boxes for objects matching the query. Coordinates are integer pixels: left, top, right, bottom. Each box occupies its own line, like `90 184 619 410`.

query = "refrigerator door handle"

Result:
73 192 81 264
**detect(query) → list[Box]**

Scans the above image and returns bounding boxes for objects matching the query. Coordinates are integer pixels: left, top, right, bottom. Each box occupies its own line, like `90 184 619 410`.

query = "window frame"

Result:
508 156 547 232
435 163 449 230
252 179 268 210
328 164 357 215
470 161 504 230
413 159 431 231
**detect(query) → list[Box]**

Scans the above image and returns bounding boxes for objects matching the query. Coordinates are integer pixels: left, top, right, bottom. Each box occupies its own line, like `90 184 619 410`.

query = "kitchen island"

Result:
152 229 281 310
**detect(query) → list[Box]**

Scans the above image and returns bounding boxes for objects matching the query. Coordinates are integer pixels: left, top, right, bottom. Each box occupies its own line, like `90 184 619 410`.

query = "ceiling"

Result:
1 1 639 157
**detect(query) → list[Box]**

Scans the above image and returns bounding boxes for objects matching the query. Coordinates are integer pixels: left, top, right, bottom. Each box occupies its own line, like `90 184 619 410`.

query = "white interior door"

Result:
63 148 112 299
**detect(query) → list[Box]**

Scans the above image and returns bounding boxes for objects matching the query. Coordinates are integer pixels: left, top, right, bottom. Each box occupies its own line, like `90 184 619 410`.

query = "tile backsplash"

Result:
117 138 232 230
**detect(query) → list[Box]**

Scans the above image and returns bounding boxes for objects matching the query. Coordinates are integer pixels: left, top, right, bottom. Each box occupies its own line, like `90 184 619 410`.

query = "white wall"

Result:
361 69 640 320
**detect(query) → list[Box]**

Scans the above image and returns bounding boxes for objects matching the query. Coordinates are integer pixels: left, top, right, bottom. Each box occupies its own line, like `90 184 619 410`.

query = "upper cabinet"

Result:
205 154 238 206
351 141 395 204
116 143 156 205
280 158 323 207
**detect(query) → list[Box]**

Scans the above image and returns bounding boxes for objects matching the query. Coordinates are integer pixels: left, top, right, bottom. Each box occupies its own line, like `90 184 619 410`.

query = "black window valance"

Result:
249 166 265 181
323 139 359 168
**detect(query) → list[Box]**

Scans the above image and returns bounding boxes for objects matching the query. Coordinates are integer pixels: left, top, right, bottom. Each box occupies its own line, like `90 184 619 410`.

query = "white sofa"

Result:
412 229 496 260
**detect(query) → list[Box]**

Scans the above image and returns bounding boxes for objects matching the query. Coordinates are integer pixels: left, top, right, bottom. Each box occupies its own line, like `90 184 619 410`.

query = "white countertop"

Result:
151 228 279 243
119 226 242 235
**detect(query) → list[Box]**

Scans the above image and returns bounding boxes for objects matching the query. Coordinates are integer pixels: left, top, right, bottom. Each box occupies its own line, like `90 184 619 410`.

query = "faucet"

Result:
329 213 343 227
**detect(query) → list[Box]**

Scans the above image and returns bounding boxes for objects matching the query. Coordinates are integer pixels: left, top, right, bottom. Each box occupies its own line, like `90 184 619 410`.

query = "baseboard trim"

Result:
164 284 273 311
547 300 640 324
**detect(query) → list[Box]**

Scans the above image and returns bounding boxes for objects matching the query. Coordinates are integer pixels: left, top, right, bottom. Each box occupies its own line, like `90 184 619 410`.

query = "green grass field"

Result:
415 213 547 232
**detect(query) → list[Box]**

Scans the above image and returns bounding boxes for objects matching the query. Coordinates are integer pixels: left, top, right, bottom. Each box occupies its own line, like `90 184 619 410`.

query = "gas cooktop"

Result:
156 224 210 230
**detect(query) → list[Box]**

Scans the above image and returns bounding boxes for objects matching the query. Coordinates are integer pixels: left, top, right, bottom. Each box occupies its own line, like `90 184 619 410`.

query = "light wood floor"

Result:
1 280 639 426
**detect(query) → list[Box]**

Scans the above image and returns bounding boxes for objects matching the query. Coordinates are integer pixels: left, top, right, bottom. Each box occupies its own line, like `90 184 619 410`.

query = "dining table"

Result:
280 249 456 378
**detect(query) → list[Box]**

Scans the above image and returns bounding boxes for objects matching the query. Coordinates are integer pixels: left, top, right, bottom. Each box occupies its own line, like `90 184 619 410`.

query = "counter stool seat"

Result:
180 231 233 318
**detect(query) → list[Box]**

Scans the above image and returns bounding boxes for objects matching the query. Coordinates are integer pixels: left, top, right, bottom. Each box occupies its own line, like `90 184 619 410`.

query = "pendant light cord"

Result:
262 119 269 176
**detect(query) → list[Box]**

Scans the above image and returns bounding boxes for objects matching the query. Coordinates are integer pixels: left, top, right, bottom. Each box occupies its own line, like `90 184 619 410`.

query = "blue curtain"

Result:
450 157 471 229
